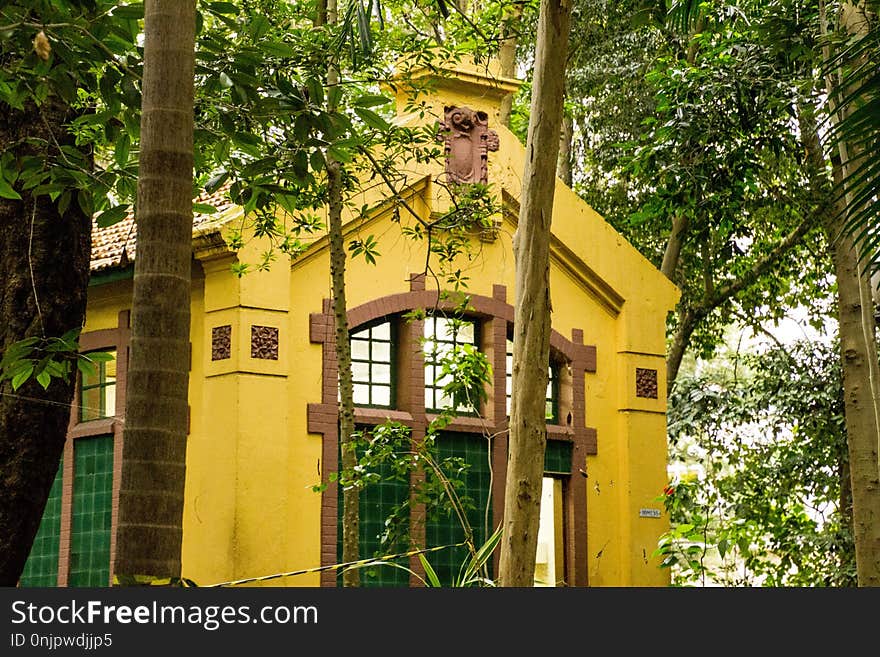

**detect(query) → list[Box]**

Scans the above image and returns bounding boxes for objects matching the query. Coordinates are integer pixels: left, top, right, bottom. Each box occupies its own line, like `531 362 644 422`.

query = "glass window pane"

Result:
435 317 451 338
455 321 474 343
104 351 117 379
353 383 371 405
104 384 116 417
81 367 100 389
372 364 391 384
80 387 101 422
371 322 390 340
351 339 370 360
352 361 370 381
373 386 391 407
372 342 391 363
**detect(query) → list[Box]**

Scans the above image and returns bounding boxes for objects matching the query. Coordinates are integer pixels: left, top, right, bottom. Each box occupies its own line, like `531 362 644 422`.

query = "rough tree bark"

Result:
0 99 91 585
557 114 573 187
115 0 196 580
499 0 572 587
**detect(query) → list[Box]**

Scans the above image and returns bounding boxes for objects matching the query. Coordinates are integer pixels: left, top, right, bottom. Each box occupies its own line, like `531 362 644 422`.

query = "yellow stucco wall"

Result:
82 60 679 588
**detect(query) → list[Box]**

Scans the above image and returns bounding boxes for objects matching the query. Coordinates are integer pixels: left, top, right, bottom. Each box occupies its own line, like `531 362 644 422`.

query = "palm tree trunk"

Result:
116 0 196 580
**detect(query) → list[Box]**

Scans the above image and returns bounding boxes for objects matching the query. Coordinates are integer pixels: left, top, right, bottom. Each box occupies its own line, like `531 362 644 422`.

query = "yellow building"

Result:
19 61 679 588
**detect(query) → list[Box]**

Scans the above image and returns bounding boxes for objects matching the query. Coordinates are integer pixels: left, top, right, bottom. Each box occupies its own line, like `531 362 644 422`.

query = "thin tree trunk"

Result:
0 99 91 585
817 0 880 586
500 0 572 587
323 0 359 587
116 0 196 580
666 306 698 390
557 114 573 187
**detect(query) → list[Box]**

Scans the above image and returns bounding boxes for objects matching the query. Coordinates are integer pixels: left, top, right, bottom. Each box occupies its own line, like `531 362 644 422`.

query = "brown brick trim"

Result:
310 289 597 587
56 310 131 586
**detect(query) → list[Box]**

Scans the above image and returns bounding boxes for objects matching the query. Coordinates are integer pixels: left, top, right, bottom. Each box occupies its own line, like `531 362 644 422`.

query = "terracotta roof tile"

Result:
90 183 237 272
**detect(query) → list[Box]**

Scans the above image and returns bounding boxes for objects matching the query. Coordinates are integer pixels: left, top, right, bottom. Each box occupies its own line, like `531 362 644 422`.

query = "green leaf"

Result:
0 179 21 200
96 205 130 228
11 363 33 390
262 41 296 58
354 107 390 132
193 202 218 215
209 2 238 14
113 3 144 19
205 171 229 194
418 553 442 587
76 358 96 379
36 369 51 390
85 351 115 364
354 94 392 108
114 133 131 169
306 78 324 105
327 144 353 164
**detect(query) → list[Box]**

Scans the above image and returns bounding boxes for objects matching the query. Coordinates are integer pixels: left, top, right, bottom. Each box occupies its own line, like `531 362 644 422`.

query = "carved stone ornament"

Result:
439 106 499 185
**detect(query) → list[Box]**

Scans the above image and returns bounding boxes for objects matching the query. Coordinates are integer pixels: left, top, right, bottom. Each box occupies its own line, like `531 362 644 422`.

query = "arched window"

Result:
308 285 596 587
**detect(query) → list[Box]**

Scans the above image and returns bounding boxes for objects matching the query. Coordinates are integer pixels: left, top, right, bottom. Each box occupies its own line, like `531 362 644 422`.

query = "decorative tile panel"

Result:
635 367 658 399
251 325 279 360
211 325 231 361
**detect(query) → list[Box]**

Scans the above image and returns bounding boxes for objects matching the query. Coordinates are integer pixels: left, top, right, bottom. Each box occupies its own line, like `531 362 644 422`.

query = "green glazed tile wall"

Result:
424 432 491 586
19 465 64 587
69 435 113 587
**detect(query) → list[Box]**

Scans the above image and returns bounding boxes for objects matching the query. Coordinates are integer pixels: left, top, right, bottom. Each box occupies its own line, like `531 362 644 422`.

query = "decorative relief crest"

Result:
211 325 231 361
251 325 279 360
439 106 499 185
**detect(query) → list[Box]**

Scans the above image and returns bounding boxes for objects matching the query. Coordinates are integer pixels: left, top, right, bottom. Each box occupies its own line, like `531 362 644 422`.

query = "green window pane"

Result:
69 435 114 587
425 432 492 586
337 432 410 587
544 440 572 475
19 465 64 587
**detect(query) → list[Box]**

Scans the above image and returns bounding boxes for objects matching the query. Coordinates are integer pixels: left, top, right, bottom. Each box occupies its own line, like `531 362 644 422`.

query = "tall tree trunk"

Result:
116 0 196 580
824 186 880 586
557 113 573 187
0 99 91 585
817 0 880 586
800 87 880 585
499 0 572 587
323 0 359 587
